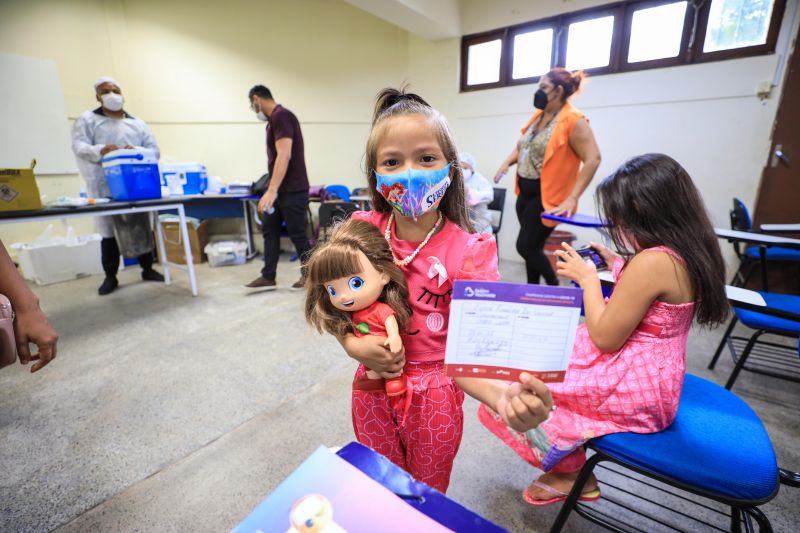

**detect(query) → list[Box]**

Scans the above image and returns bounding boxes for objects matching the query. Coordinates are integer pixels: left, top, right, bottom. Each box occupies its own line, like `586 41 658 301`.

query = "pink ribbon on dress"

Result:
427 256 448 288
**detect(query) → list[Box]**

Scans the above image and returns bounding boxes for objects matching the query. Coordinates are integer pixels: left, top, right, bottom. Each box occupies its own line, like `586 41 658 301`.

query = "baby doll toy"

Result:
304 218 413 411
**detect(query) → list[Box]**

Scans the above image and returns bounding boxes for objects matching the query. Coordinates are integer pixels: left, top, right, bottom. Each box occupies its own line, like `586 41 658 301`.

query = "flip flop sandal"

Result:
522 479 601 507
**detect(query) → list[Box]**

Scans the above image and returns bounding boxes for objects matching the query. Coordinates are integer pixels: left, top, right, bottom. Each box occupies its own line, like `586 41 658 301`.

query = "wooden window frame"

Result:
692 0 787 63
619 0 693 72
558 5 625 76
506 20 559 86
460 29 507 92
459 0 788 93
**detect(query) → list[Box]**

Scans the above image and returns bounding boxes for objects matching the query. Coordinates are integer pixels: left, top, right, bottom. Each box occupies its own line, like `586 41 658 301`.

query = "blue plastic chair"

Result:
709 291 800 389
729 198 800 287
322 184 350 203
550 374 779 532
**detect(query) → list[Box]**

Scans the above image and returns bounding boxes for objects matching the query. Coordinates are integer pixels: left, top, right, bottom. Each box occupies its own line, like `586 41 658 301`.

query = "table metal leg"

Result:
177 205 198 296
243 200 258 259
154 215 172 286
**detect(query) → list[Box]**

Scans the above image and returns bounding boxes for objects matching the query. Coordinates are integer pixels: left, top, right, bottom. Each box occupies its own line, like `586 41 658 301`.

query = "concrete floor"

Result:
0 257 798 532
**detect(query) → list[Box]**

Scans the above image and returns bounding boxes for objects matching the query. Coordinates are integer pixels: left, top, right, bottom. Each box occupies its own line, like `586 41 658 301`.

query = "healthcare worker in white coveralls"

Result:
459 152 495 235
71 77 164 295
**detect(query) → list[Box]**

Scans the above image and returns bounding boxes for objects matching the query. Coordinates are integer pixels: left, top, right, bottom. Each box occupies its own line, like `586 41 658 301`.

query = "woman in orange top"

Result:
495 68 601 285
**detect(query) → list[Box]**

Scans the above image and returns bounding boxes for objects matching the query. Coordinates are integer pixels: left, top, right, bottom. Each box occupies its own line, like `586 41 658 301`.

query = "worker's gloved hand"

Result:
100 144 119 156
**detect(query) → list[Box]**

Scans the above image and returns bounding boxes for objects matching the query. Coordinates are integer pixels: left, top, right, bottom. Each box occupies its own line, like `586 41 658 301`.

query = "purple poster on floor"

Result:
234 446 452 533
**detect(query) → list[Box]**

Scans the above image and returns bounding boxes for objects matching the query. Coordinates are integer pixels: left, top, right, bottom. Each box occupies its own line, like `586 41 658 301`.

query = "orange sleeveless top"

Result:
516 102 586 227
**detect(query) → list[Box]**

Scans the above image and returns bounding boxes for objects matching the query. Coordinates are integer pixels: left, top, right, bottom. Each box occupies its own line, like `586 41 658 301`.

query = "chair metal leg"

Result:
731 262 745 286
759 247 768 292
731 507 742 533
743 507 772 533
709 317 739 370
739 261 758 288
549 453 602 533
724 331 764 390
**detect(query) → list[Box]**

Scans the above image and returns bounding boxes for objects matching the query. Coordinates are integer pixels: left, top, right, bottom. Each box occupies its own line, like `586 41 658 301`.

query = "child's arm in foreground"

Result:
457 373 554 432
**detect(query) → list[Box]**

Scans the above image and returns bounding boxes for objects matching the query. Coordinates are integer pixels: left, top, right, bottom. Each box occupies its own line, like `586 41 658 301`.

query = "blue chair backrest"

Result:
731 197 752 232
323 184 350 202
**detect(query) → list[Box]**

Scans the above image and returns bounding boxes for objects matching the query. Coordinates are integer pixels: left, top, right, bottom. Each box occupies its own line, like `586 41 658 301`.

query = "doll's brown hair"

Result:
304 218 412 338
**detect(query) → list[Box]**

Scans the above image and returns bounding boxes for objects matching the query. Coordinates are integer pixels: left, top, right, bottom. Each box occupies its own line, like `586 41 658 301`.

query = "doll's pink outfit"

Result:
350 210 499 492
479 246 694 473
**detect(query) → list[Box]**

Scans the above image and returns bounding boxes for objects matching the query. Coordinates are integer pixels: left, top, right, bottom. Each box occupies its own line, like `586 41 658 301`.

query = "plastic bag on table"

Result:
112 213 154 257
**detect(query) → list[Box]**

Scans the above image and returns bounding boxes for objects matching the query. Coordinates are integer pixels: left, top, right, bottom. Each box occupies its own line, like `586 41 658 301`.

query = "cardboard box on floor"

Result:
0 160 43 212
158 220 209 264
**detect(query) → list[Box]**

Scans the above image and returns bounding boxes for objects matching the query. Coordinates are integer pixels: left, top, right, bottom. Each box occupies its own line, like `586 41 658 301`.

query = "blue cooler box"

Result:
102 149 161 200
161 163 208 195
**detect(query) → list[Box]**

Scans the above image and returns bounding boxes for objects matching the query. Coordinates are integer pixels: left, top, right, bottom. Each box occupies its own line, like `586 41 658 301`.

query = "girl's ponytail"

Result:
372 86 432 125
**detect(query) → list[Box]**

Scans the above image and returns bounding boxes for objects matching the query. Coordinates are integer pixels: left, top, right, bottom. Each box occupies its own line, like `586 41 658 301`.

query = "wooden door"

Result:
752 33 800 231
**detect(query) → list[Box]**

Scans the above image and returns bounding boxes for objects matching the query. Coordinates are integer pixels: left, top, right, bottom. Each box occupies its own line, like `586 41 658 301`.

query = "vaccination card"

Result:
445 281 582 382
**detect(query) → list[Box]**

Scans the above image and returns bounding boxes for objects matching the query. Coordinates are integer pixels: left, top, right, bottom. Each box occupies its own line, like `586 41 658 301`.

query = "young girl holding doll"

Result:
479 153 729 505
310 87 552 493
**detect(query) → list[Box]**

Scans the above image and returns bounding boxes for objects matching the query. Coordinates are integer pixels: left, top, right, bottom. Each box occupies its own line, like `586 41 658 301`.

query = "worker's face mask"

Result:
375 163 451 219
252 99 268 122
101 92 124 112
533 88 549 110
461 168 473 180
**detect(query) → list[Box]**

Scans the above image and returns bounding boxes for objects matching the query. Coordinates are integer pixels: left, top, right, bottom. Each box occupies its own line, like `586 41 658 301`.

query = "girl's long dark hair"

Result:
365 86 473 232
596 154 728 327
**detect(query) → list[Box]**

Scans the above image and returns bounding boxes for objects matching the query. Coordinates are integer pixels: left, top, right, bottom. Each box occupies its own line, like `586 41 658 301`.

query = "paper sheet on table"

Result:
445 281 582 382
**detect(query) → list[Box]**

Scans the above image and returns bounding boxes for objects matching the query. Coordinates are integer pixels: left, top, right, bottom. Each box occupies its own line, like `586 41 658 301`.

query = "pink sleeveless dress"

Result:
479 246 695 472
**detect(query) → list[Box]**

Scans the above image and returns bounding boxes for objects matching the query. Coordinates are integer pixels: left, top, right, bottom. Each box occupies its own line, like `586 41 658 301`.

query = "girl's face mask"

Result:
375 163 451 219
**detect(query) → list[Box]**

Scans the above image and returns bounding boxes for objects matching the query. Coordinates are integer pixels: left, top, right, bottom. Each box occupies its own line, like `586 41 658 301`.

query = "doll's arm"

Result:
338 333 404 374
382 315 403 355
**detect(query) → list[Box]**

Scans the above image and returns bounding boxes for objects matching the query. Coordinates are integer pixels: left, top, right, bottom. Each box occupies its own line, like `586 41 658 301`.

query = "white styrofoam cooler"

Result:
204 240 247 267
11 234 104 285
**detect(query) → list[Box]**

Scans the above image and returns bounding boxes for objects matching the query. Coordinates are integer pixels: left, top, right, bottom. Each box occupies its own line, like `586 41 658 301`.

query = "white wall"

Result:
0 0 410 247
409 0 800 265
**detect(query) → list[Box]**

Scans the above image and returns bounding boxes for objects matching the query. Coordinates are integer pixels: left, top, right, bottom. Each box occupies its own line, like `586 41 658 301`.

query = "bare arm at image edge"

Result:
0 241 58 372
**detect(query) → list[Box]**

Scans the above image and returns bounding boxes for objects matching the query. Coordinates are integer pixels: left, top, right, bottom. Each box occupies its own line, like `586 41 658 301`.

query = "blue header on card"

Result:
452 280 582 308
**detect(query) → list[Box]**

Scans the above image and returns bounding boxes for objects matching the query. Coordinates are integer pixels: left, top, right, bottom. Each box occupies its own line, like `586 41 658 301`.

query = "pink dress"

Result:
350 210 500 493
479 246 695 473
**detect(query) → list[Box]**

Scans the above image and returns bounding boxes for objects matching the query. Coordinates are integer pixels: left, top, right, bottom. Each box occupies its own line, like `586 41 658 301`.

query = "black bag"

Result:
251 173 270 196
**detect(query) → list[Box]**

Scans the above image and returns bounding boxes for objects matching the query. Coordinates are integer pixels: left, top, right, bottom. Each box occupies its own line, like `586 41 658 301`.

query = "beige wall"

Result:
3 0 798 268
0 0 410 247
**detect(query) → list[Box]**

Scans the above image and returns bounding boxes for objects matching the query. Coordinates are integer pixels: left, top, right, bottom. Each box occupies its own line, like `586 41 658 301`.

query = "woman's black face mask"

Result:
533 88 549 110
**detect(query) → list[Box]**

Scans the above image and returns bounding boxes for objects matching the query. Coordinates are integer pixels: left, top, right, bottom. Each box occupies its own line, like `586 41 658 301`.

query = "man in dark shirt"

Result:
245 85 311 290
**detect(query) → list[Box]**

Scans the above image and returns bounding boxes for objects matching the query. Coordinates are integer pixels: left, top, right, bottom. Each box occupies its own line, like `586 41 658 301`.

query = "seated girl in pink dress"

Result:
479 153 729 505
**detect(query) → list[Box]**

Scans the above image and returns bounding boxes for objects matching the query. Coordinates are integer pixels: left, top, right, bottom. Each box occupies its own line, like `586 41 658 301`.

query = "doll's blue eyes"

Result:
349 277 364 291
326 286 336 297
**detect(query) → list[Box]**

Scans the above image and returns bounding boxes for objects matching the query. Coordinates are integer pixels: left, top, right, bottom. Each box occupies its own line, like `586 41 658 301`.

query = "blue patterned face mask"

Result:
375 163 451 219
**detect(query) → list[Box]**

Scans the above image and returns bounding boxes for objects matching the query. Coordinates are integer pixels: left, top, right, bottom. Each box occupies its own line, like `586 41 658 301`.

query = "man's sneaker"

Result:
98 276 119 296
142 269 165 282
245 276 277 290
290 276 306 291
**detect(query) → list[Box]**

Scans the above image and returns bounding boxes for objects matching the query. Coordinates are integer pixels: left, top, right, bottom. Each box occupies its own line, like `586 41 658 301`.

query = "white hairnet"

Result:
459 152 477 174
94 76 119 90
